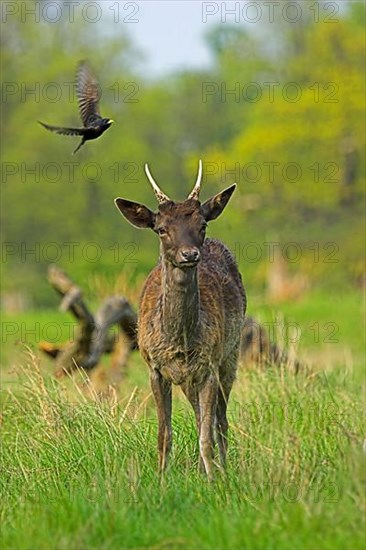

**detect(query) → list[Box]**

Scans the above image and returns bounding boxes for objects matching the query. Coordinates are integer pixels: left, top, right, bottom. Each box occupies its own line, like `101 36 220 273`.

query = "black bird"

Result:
38 61 114 154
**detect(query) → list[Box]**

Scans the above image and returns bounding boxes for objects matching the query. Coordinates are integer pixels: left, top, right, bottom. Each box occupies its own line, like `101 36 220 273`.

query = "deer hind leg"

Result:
199 374 218 480
181 383 205 473
216 354 237 467
150 370 172 473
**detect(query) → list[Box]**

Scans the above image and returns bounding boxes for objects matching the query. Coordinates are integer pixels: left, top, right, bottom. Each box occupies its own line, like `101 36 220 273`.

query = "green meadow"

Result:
1 290 364 549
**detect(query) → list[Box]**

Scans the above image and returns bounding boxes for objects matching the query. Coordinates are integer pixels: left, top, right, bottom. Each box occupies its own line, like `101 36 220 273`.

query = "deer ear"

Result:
201 184 236 221
114 198 155 229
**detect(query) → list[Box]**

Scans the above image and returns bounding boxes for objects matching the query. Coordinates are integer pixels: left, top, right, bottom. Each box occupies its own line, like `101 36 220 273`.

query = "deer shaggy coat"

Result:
139 236 245 389
115 162 246 477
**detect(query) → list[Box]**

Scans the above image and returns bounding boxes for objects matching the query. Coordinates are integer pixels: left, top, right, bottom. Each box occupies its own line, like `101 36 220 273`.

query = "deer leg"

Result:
216 353 237 467
150 369 172 473
216 383 232 467
216 389 229 467
199 375 218 480
181 383 205 473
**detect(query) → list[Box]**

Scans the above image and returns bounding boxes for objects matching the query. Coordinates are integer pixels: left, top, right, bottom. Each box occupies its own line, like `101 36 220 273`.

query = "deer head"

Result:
114 160 236 269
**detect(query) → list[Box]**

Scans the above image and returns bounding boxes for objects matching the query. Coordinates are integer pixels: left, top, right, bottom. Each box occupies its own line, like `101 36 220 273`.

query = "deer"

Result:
114 160 246 479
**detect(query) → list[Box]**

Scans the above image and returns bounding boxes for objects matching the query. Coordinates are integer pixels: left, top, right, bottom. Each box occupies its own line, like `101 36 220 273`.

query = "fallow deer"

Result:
115 161 246 478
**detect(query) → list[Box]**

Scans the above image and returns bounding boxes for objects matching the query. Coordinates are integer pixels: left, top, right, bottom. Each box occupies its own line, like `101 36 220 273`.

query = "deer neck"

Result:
161 259 200 348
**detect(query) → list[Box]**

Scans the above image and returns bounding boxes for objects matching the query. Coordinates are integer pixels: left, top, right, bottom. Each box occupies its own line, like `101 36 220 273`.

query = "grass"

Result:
1 290 365 549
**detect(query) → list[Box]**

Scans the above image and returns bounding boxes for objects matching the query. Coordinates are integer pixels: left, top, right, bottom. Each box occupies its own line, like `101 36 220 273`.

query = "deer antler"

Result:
188 159 203 201
144 164 170 204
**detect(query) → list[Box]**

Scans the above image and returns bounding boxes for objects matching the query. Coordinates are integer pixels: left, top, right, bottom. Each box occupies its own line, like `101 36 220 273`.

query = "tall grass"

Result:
1 346 364 550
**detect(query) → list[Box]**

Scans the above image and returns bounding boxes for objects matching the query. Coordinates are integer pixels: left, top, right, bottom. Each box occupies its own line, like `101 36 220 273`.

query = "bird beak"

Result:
108 119 114 124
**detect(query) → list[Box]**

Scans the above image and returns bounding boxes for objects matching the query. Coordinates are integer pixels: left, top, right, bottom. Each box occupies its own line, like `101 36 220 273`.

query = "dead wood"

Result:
39 265 137 377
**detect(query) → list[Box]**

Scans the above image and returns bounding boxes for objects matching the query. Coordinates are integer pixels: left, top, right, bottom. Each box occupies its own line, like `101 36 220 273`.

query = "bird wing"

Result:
76 60 101 127
38 121 85 136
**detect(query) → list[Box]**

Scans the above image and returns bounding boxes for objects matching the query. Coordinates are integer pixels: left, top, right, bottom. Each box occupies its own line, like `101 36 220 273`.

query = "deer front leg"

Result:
199 375 218 480
181 383 205 473
150 369 172 473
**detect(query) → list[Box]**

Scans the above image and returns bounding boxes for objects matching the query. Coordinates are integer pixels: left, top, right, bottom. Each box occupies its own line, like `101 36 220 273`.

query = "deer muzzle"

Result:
176 246 201 267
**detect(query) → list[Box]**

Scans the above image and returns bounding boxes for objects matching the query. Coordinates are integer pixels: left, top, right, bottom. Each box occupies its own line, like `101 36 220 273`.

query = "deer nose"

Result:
178 247 201 265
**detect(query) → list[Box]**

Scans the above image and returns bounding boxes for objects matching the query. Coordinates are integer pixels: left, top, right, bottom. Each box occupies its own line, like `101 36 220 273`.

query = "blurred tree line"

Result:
1 1 365 308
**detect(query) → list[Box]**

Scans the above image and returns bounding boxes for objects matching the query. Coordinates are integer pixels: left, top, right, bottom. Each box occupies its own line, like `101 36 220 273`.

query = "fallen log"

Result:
39 265 137 377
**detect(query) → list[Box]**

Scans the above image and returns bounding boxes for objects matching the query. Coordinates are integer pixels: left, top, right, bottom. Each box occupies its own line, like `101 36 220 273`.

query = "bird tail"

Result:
73 139 85 155
38 120 53 131
38 120 85 137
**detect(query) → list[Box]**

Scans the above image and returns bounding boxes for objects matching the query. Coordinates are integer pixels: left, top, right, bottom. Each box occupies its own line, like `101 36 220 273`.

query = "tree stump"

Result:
240 316 300 373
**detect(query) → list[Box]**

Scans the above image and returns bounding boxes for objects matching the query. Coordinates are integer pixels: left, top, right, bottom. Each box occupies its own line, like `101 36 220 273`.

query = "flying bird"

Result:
38 60 114 154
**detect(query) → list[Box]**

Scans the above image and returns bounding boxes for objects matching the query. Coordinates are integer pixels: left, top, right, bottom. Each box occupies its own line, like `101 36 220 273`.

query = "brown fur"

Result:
139 238 246 386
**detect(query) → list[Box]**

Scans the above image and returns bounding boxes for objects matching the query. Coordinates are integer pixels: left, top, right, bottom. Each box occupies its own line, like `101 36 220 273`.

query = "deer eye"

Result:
157 227 167 236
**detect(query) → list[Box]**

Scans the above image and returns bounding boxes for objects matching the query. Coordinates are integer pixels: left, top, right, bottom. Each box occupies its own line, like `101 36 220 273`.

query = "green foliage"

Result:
216 15 365 208
1 3 364 306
